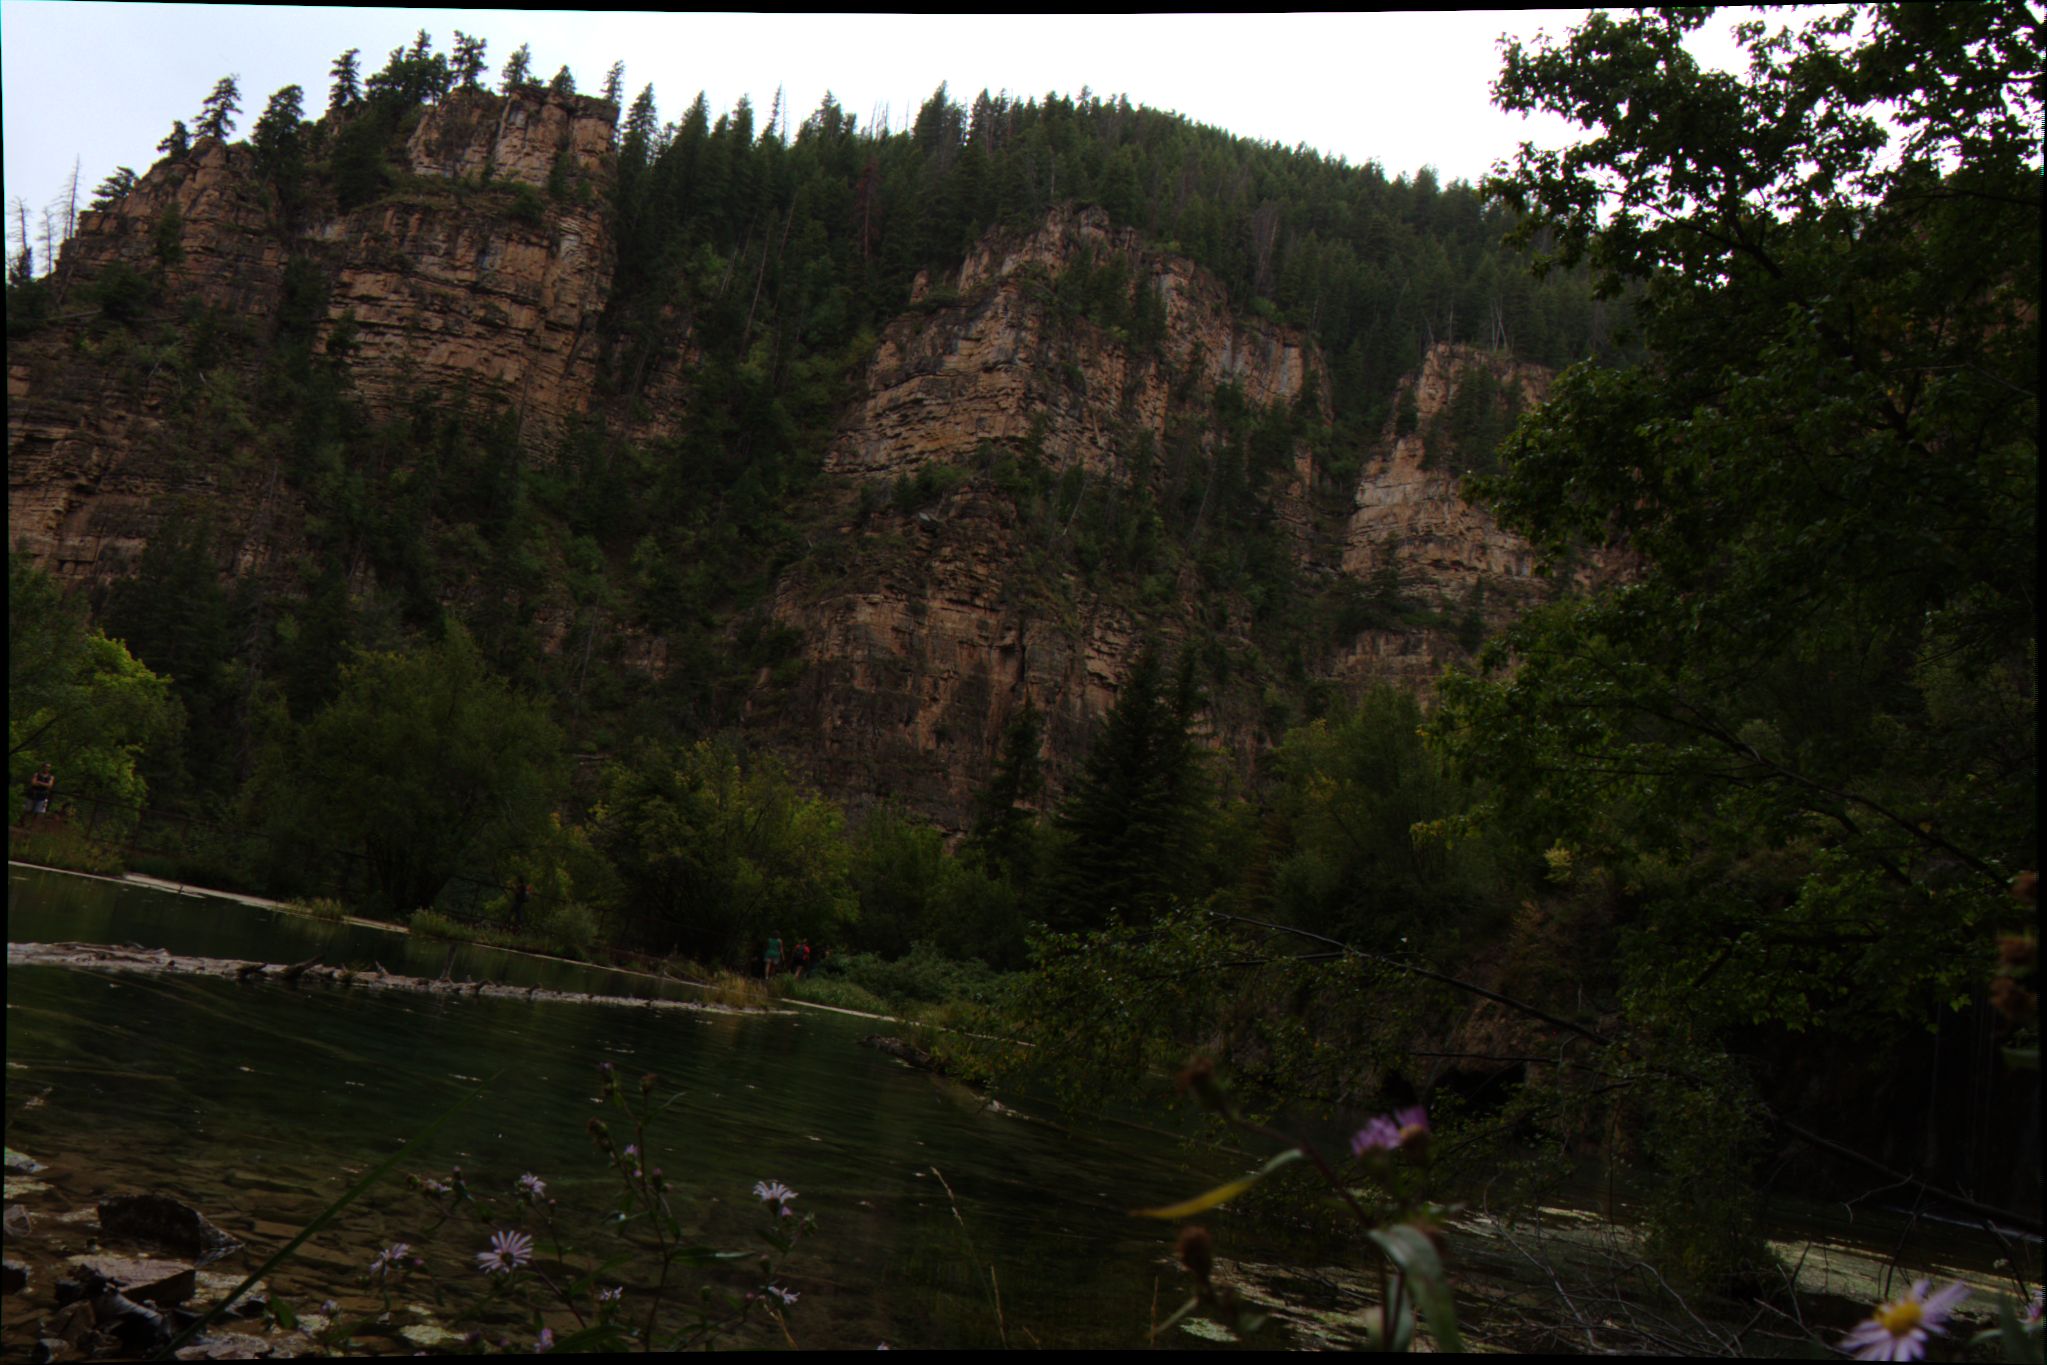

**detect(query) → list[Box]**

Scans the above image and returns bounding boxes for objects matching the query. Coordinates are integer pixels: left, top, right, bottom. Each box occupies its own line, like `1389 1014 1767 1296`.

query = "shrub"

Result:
286 895 350 921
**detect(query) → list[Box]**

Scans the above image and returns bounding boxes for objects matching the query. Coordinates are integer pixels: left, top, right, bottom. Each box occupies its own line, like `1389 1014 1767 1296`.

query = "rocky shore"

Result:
5 941 779 1015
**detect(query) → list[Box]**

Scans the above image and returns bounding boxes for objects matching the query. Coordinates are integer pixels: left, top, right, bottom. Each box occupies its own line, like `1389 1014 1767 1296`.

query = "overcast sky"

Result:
2 6 1755 258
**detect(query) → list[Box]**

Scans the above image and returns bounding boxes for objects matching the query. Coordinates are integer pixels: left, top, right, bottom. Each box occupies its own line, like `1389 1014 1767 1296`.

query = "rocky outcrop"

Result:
828 204 1324 484
6 89 615 588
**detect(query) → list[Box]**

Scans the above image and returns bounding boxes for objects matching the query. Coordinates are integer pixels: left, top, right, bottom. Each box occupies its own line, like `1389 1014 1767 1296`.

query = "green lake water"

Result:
7 864 2036 1354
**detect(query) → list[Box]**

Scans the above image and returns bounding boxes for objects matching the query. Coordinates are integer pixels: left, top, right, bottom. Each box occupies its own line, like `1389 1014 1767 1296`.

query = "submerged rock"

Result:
97 1195 241 1265
862 1034 946 1074
68 1254 195 1307
4 1149 44 1176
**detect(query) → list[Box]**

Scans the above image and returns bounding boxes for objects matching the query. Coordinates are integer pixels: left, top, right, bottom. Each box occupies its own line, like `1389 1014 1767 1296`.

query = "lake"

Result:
6 863 2033 1354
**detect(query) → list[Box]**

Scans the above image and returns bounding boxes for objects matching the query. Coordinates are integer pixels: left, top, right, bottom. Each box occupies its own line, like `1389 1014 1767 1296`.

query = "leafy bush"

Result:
8 826 126 877
784 975 890 1015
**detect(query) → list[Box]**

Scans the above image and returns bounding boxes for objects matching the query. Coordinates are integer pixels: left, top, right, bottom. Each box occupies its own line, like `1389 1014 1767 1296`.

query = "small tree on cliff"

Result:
327 48 360 114
500 43 533 95
89 168 137 212
601 60 625 108
252 87 305 176
156 120 191 162
452 31 488 91
193 75 241 143
548 65 577 97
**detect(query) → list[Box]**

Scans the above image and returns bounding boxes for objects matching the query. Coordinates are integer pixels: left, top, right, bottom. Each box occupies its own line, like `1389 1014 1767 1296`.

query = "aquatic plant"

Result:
356 1062 818 1352
1135 1057 1462 1351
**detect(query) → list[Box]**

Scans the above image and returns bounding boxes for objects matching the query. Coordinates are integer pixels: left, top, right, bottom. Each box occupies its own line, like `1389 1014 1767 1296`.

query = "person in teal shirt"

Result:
764 933 783 978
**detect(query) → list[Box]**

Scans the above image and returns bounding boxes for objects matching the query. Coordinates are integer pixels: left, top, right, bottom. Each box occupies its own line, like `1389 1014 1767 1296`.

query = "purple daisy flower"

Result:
1393 1105 1430 1140
1350 1116 1402 1156
535 1326 555 1352
1840 1279 1970 1361
753 1179 798 1213
517 1172 547 1200
368 1242 411 1280
475 1228 535 1276
766 1284 799 1306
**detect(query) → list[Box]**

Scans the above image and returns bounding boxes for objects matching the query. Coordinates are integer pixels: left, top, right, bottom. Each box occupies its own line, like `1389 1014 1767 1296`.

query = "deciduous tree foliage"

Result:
249 625 566 912
1432 2 2038 1260
9 554 181 826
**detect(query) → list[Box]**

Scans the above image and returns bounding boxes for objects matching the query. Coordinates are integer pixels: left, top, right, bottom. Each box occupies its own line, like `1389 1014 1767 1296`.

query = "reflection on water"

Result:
6 865 2035 1353
5 867 1235 1350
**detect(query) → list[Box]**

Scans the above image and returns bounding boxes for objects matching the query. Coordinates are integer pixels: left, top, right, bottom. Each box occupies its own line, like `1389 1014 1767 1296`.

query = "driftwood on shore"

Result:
6 941 769 1014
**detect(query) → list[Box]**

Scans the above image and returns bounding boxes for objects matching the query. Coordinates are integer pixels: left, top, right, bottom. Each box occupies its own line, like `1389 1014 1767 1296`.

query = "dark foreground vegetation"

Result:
7 3 2038 1346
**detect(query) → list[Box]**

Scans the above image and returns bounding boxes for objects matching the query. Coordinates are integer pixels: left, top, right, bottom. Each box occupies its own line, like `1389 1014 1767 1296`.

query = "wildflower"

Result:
1839 1279 1970 1361
368 1242 411 1280
517 1173 547 1200
2022 1289 2042 1327
475 1228 535 1276
420 1177 451 1197
535 1327 555 1353
754 1180 798 1214
1350 1117 1402 1156
766 1285 799 1306
320 1299 338 1316
599 1285 623 1304
1351 1105 1430 1158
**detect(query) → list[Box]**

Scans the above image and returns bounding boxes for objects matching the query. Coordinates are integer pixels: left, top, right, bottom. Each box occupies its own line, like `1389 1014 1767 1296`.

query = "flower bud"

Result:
1176 1225 1214 1284
1176 1057 1225 1112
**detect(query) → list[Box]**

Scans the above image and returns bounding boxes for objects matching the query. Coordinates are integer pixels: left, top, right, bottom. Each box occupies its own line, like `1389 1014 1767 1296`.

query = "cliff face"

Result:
756 215 1568 827
10 107 1570 828
6 89 616 583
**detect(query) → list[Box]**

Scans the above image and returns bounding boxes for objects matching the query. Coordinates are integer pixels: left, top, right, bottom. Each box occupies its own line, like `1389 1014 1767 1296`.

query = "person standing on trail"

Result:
764 932 783 978
23 763 55 822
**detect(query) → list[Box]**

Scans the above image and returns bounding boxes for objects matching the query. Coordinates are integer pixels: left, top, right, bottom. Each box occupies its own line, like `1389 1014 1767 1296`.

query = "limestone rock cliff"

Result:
757 219 1571 827
12 120 1575 830
7 89 616 582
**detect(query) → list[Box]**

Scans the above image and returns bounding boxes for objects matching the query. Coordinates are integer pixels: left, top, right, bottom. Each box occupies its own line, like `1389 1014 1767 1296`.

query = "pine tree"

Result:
89 167 138 212
966 699 1045 885
157 120 191 161
548 65 576 97
328 48 360 114
452 32 488 90
500 43 532 94
601 60 625 108
193 76 241 143
252 85 306 209
1049 646 1209 929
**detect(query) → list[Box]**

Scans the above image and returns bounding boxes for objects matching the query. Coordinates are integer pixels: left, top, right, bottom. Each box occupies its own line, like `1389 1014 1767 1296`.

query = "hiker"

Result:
764 932 783 978
792 939 813 978
23 763 55 822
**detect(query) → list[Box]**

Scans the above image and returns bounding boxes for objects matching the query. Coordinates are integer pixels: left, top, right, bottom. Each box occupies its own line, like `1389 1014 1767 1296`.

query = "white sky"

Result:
1 6 1766 257
0 7 1601 224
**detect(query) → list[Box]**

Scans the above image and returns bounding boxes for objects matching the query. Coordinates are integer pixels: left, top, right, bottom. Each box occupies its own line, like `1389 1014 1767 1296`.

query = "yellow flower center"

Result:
1875 1300 1924 1337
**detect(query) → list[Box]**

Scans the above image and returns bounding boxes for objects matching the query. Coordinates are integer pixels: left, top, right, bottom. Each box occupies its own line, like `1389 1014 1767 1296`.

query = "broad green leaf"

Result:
1368 1223 1463 1354
1131 1147 1303 1218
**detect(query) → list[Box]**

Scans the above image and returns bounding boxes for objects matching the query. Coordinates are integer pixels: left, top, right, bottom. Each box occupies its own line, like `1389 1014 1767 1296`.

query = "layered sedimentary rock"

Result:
11 106 1570 826
762 217 1569 824
6 90 616 584
828 204 1323 483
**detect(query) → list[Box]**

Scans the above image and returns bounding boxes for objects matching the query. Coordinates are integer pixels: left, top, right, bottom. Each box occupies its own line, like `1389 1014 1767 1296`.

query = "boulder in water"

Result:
96 1196 241 1266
